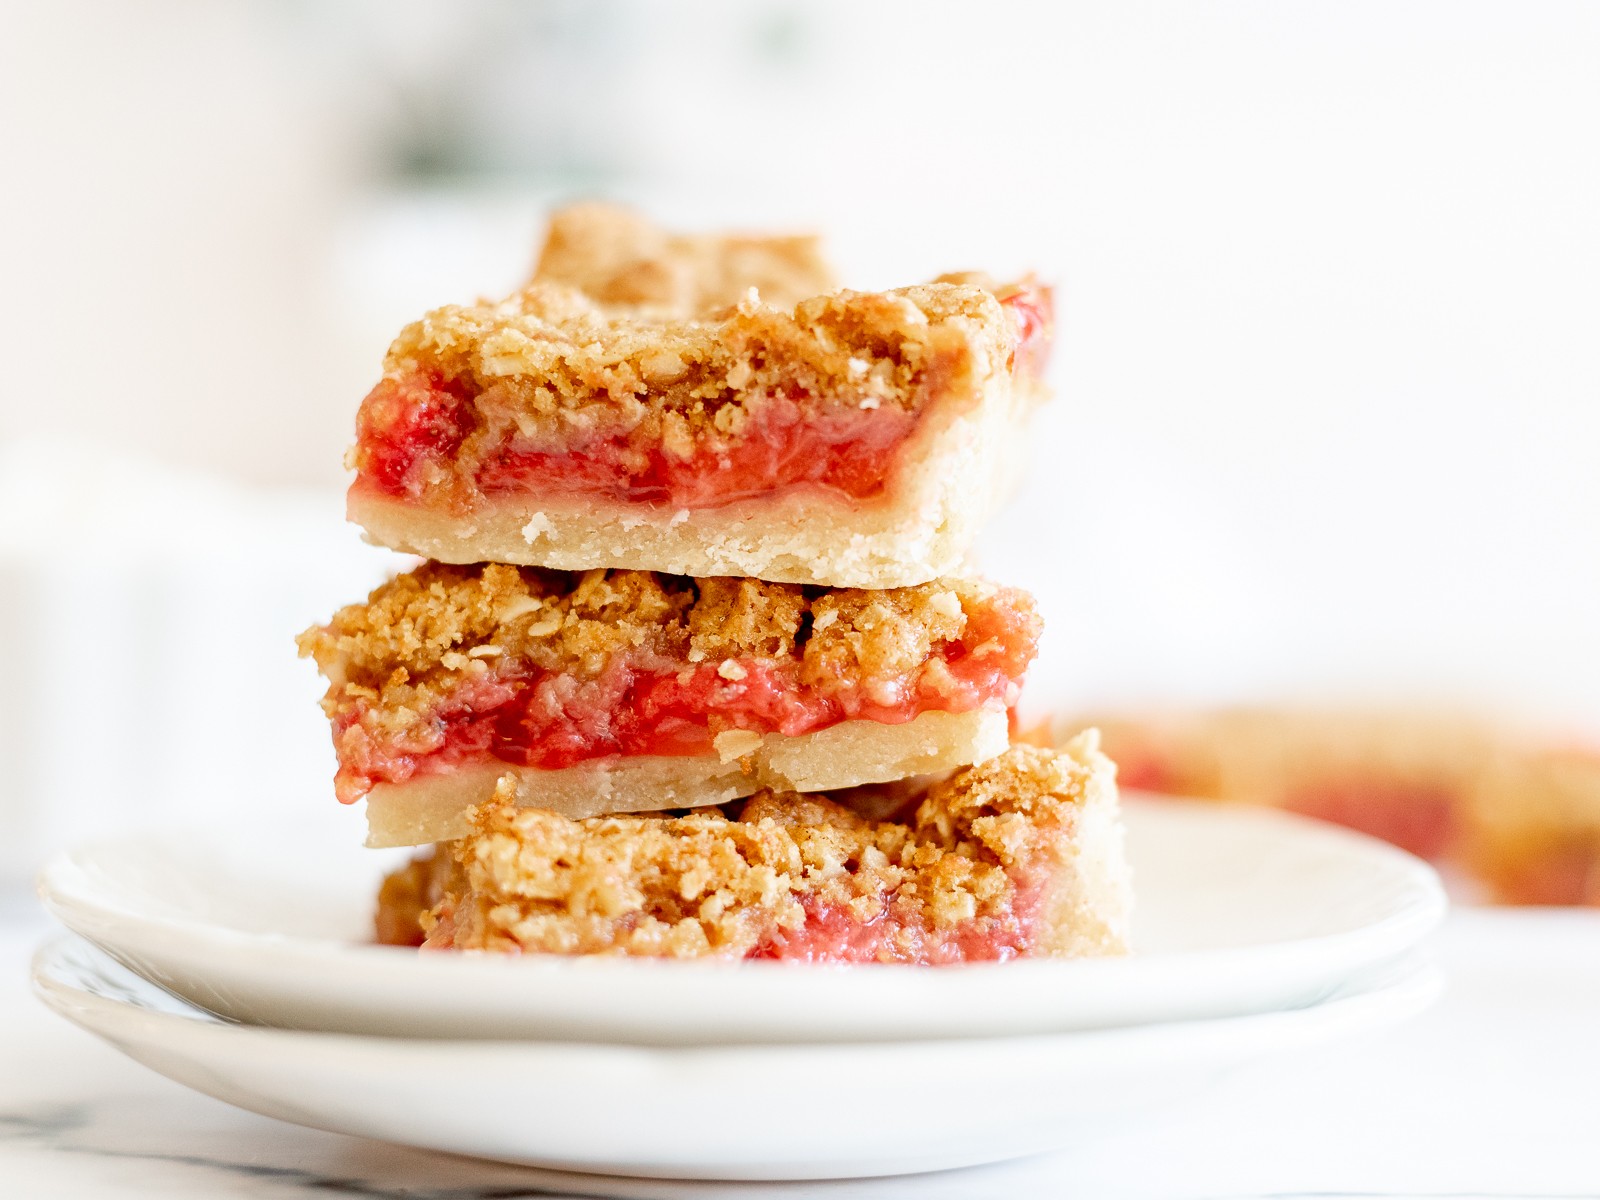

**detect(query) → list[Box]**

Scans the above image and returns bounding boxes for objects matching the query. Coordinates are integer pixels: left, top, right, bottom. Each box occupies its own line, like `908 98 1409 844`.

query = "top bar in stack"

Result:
346 204 1053 589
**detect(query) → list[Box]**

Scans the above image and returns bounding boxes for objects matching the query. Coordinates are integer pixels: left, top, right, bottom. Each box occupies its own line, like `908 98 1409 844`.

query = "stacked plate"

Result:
34 796 1446 1181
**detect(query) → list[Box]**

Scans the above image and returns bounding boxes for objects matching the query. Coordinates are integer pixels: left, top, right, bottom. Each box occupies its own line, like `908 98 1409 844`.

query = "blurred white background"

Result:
1 0 1596 871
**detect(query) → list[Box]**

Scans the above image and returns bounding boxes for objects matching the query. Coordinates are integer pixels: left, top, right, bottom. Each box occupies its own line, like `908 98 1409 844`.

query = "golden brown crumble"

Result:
374 840 455 947
531 202 836 314
298 563 1034 738
354 206 1037 475
383 742 1111 958
370 278 1017 453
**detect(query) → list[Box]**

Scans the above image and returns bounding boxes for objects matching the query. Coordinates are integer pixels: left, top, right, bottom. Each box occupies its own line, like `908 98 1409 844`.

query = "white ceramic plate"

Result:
37 797 1445 1044
33 936 1442 1180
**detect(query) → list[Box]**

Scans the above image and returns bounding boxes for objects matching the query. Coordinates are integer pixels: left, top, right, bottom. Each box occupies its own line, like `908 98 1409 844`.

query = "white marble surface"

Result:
4 890 1599 1200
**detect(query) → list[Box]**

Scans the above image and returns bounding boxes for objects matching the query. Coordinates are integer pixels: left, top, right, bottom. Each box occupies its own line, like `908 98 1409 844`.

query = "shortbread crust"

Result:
363 707 1008 847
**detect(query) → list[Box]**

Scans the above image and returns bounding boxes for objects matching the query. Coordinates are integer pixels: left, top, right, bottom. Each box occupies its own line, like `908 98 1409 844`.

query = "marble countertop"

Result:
4 890 1598 1200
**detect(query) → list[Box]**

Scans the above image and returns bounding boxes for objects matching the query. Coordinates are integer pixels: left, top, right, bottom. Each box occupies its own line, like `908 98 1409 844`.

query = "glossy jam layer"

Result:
1002 287 1053 378
475 398 920 508
353 289 1050 510
355 370 475 499
332 597 1037 803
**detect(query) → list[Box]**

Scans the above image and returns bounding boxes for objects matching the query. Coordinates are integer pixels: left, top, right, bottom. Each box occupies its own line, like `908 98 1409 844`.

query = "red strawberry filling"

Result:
354 370 476 498
352 288 1050 511
473 397 920 508
1000 286 1053 378
331 597 1038 803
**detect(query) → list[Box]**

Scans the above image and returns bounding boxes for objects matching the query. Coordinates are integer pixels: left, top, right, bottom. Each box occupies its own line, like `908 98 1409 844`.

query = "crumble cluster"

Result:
379 742 1107 958
374 836 455 948
298 563 1034 729
531 202 838 315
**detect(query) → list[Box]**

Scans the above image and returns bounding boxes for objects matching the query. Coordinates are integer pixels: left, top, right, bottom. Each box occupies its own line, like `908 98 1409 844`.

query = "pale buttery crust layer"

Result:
347 365 1042 589
1078 707 1600 906
378 737 1131 961
364 708 1008 847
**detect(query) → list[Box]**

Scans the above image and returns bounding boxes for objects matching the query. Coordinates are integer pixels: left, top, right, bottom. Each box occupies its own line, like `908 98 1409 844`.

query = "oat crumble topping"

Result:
297 563 1034 738
365 276 1017 456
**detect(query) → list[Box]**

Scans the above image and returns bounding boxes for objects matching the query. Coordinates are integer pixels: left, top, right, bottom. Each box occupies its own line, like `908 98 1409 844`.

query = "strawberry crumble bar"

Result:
377 737 1131 963
346 205 1053 589
1082 707 1600 906
1086 709 1480 860
300 564 1041 847
298 203 1123 972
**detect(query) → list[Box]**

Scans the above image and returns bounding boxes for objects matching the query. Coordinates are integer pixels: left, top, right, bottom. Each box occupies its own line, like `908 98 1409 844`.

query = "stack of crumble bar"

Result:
299 205 1131 963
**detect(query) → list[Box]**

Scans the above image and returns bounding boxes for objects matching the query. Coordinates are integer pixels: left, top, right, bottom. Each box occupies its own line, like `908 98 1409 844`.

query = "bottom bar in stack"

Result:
377 735 1131 964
